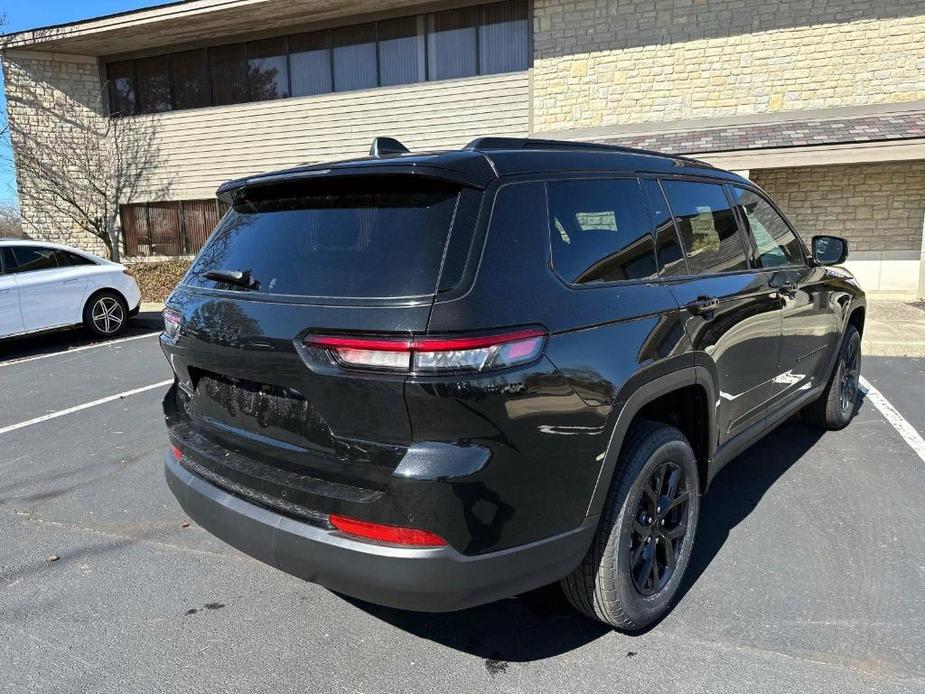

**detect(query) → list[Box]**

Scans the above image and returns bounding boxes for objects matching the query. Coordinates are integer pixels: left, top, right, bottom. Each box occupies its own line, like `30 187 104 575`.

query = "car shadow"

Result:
342 412 853 660
0 310 162 362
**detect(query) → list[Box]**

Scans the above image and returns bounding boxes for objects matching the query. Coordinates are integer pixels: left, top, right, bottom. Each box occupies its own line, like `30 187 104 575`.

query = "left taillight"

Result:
304 328 547 373
162 307 181 340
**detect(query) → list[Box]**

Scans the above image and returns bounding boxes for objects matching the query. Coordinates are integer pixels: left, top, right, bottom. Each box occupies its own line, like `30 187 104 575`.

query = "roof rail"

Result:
369 136 410 157
464 137 713 168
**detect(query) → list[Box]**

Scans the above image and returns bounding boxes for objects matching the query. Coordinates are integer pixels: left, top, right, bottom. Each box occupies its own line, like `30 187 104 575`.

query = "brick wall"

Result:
2 50 109 256
532 0 925 131
751 162 925 253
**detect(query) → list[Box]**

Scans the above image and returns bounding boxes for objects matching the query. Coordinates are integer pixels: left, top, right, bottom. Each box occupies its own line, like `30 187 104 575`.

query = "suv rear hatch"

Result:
162 172 484 519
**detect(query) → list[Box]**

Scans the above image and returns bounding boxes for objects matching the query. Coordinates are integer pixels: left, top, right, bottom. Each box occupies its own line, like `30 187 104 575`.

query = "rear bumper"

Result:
165 451 596 612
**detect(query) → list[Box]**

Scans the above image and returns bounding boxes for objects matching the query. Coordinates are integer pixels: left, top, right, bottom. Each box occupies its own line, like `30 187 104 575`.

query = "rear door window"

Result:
7 246 59 273
729 186 805 269
547 178 657 284
661 180 749 275
186 178 462 298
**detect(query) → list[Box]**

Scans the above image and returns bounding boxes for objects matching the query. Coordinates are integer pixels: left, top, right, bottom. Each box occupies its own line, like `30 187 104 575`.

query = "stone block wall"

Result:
751 162 925 253
532 0 925 131
2 50 109 256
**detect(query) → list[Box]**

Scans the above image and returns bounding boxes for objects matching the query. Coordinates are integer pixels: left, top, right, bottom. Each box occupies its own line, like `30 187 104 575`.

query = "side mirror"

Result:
812 235 848 266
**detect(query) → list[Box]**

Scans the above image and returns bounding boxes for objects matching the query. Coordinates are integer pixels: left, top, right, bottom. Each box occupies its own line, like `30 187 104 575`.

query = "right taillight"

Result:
304 328 546 373
162 308 181 340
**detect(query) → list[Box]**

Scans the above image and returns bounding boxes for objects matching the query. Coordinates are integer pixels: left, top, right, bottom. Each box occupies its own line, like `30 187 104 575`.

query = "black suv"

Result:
161 137 864 630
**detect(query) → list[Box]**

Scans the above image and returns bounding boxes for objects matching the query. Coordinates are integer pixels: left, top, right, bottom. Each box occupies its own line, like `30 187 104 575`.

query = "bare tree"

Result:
0 201 24 238
6 85 167 261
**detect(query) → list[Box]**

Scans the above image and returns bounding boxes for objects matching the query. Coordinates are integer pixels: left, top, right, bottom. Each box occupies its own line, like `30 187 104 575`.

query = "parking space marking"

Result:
0 379 173 435
0 331 161 369
860 376 925 463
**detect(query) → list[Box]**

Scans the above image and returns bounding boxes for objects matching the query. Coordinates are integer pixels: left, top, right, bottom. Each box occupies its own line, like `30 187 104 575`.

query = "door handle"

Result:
688 296 720 315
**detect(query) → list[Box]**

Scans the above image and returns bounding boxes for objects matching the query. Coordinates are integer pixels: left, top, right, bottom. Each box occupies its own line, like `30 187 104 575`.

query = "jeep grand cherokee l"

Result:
161 137 865 630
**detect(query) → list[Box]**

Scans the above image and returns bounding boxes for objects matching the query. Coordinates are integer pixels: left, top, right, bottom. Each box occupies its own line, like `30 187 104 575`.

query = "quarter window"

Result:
661 180 749 275
53 250 95 266
730 187 804 269
548 179 658 284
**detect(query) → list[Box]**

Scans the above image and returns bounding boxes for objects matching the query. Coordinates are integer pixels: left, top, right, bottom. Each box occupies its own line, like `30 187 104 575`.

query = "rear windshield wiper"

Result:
202 269 260 290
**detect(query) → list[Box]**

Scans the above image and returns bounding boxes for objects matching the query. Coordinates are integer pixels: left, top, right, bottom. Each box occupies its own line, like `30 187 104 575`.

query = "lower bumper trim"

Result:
165 451 596 612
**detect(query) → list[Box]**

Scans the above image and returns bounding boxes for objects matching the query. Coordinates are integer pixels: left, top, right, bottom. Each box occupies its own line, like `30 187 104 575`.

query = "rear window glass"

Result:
186 178 461 298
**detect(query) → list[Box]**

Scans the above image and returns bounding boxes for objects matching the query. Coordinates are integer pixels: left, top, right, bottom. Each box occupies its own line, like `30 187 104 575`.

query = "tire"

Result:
804 324 862 430
83 290 128 338
561 419 700 631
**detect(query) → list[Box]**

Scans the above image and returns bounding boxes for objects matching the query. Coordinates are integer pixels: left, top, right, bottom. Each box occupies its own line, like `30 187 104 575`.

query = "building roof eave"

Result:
0 0 428 57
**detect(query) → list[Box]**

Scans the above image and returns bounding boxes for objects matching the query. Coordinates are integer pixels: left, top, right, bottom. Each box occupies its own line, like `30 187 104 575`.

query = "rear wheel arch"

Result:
83 286 129 313
587 368 715 518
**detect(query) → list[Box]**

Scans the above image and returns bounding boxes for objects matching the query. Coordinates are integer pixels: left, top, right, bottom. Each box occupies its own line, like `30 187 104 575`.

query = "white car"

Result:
0 239 142 339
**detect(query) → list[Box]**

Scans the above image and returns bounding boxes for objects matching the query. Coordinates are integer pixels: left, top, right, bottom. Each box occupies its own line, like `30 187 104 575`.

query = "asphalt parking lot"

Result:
2 318 925 693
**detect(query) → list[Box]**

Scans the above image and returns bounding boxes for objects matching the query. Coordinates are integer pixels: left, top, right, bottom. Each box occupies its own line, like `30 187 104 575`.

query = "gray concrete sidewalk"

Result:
864 293 925 357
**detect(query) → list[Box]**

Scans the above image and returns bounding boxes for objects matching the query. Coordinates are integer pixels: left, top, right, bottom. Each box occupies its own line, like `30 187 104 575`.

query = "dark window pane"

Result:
107 61 136 116
662 180 748 275
480 1 528 74
731 187 804 269
378 17 423 86
52 250 94 266
248 37 289 101
68 251 95 266
642 179 688 277
187 178 460 298
136 55 172 113
427 8 478 80
171 49 210 109
332 24 377 91
548 179 657 284
289 31 332 97
11 246 58 273
2 247 18 273
209 43 248 105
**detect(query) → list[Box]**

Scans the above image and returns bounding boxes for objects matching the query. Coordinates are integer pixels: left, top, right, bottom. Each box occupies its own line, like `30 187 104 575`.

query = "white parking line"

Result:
0 380 173 435
860 376 925 464
0 331 161 369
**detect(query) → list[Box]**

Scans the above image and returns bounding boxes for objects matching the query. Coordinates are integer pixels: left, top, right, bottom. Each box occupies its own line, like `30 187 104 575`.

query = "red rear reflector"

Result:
170 445 182 460
329 514 447 546
304 328 546 373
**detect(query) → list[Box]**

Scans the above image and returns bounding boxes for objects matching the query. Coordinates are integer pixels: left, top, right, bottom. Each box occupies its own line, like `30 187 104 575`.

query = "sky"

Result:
0 0 169 206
